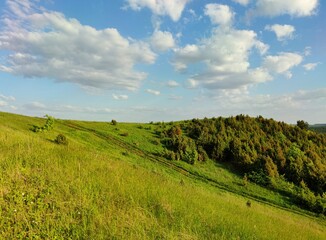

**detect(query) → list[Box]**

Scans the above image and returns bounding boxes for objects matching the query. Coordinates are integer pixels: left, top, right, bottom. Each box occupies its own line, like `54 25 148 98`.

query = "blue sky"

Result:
0 0 325 123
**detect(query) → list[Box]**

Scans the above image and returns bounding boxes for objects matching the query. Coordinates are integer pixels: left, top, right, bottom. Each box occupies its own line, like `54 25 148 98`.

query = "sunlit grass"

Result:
0 112 325 239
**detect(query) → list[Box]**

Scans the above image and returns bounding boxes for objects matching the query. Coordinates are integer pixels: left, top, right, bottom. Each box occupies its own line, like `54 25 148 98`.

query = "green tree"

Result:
297 120 309 130
32 115 55 132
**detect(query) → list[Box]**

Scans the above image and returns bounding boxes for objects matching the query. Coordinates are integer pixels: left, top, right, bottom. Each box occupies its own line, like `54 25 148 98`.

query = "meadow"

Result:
0 112 325 239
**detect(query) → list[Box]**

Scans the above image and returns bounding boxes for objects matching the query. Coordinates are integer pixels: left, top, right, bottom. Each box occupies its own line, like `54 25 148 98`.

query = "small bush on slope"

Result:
55 134 68 145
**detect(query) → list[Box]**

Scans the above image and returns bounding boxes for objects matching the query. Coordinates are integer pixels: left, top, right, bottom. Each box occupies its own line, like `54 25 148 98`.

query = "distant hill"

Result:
310 124 326 133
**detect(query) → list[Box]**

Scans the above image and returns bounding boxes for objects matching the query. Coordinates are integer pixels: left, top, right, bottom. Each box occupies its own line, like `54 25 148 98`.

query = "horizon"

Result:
0 0 325 124
2 110 326 126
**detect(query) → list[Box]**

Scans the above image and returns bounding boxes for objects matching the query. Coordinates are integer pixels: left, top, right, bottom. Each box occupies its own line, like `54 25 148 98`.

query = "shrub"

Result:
43 115 55 131
166 125 182 138
122 151 129 156
197 146 209 162
120 132 129 137
111 119 117 125
247 169 269 186
243 174 249 187
55 134 68 145
32 115 55 133
31 125 42 133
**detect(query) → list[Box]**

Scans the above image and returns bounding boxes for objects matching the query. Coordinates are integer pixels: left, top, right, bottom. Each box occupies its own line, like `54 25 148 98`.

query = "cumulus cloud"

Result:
125 0 190 21
0 0 156 91
252 0 319 17
146 89 160 95
166 80 179 88
112 94 129 100
232 0 250 5
173 27 270 89
150 30 175 51
204 4 234 26
265 24 295 41
303 62 320 71
263 52 303 78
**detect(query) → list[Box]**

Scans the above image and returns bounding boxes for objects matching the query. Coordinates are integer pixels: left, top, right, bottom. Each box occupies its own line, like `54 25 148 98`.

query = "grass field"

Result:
0 112 325 239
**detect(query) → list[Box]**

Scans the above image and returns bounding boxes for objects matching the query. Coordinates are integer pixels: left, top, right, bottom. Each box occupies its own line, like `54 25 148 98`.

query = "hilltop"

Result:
0 111 325 239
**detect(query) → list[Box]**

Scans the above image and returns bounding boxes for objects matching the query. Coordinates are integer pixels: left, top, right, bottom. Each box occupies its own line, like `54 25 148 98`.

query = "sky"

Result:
0 0 325 123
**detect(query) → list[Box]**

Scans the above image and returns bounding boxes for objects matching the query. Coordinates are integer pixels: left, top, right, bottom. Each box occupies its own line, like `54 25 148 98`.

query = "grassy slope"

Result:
0 112 325 239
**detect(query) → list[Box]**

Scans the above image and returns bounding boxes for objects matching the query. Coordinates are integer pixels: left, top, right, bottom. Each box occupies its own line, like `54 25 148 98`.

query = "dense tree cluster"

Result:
160 115 326 214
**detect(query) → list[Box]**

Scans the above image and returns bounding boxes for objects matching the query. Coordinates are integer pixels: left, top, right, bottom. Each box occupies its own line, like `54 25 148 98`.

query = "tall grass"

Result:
0 112 325 239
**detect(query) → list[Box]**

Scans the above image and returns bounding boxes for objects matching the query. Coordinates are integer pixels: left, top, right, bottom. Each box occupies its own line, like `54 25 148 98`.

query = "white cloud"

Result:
303 62 320 71
263 52 303 78
125 0 190 21
112 94 129 100
253 0 319 17
255 41 269 55
188 9 196 17
204 4 234 26
0 1 156 91
0 101 8 107
23 101 47 110
265 24 295 41
191 88 326 124
146 89 160 95
186 79 198 89
169 95 183 100
172 44 201 71
304 46 312 56
0 93 16 110
232 0 250 6
174 27 270 89
166 80 179 88
150 30 175 52
187 68 272 90
0 94 15 102
293 88 326 101
53 105 112 114
5 0 35 18
22 102 114 115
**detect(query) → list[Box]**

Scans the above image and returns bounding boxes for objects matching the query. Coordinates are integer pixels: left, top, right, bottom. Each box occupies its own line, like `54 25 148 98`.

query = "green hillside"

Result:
0 112 325 239
157 116 326 215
